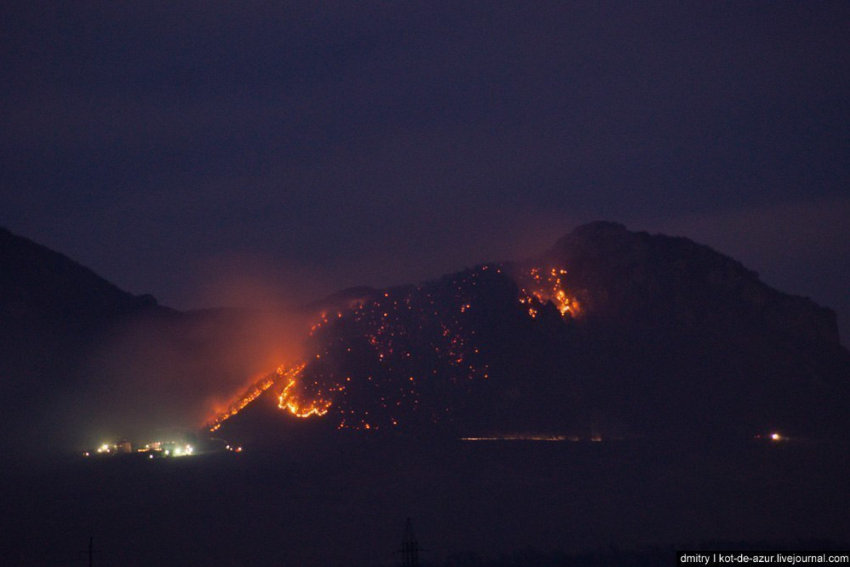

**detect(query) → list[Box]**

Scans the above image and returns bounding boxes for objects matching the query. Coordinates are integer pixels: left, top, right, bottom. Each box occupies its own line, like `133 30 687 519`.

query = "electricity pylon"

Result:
398 517 421 567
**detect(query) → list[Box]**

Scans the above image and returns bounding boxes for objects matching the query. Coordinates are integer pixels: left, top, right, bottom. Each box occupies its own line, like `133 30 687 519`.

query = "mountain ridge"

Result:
542 221 840 345
0 226 172 453
1 223 848 455
215 222 850 443
0 226 162 318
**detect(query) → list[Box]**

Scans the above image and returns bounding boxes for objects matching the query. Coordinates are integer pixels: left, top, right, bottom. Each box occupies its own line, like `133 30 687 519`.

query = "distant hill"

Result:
0 227 170 452
0 227 309 457
218 222 850 443
0 227 169 369
2 223 848 456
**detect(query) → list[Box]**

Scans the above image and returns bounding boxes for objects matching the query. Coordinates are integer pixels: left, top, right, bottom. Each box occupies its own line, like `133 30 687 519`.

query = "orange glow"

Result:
517 266 581 319
206 361 335 431
207 374 276 432
276 363 332 418
206 264 505 433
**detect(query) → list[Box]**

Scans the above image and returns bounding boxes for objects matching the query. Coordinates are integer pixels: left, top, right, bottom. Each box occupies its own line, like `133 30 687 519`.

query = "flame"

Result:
209 263 549 433
518 267 581 318
206 362 334 431
276 363 332 418
207 374 276 432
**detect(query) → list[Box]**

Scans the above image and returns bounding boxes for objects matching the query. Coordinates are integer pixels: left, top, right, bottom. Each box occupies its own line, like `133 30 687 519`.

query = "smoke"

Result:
63 216 587 448
70 268 314 447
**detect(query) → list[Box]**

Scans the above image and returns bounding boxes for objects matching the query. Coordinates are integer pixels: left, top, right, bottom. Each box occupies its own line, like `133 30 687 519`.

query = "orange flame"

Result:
207 375 276 432
276 363 332 418
518 267 581 318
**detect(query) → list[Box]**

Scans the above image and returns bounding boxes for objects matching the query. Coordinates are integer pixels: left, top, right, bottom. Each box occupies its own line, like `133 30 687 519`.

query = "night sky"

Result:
2 2 848 341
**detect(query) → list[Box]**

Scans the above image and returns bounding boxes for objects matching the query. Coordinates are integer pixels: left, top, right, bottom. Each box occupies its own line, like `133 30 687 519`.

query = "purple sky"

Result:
1 2 848 342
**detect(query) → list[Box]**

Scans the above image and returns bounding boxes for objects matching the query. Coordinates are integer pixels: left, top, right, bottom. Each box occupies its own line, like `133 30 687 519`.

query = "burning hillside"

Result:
207 263 585 434
208 222 850 442
517 266 582 319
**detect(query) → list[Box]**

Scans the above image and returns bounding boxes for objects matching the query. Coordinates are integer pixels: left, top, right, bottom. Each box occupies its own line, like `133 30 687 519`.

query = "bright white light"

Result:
770 432 781 441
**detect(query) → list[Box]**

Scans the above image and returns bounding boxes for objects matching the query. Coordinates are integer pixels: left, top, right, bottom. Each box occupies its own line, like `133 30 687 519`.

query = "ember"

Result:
205 263 585 434
207 374 276 432
276 363 332 418
517 267 580 318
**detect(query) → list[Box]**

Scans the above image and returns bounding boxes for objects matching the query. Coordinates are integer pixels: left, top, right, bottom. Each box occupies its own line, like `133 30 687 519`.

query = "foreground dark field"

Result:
3 437 848 567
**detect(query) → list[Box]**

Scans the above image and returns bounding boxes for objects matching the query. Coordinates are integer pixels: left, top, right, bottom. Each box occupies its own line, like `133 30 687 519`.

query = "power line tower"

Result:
398 517 421 567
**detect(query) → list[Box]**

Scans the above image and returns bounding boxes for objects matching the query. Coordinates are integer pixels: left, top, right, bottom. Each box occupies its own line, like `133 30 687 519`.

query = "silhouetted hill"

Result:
0 227 161 319
544 221 839 344
0 227 315 456
0 227 170 451
2 223 849 456
218 222 850 443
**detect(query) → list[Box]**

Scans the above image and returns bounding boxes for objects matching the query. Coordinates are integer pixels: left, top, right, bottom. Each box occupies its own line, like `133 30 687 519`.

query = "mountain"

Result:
0 227 314 457
216 222 850 443
0 227 167 368
0 227 173 451
0 226 168 376
3 223 848 455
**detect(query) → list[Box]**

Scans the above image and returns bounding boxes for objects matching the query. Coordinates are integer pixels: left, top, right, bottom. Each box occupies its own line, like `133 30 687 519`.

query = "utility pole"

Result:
398 517 421 567
81 536 100 567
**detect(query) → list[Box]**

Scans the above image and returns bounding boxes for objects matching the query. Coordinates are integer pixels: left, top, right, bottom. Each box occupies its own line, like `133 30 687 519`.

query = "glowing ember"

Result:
276 363 332 418
208 263 563 433
207 375 276 432
517 267 580 318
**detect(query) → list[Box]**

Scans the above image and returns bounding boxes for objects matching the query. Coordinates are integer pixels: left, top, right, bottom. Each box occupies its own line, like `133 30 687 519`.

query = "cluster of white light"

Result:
170 444 194 457
85 441 197 458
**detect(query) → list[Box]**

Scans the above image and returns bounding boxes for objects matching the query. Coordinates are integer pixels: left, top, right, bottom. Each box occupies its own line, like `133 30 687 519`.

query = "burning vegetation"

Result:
206 263 584 435
277 362 334 417
517 267 581 319
207 374 276 432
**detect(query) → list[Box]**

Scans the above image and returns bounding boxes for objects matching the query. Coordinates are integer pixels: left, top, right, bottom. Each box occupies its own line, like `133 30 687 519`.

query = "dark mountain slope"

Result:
2 223 847 453
533 222 848 438
0 227 169 451
218 222 850 442
0 227 309 456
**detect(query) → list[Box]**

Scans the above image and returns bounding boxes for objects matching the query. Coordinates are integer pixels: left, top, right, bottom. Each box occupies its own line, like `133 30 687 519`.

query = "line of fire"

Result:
202 264 580 436
85 262 788 458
